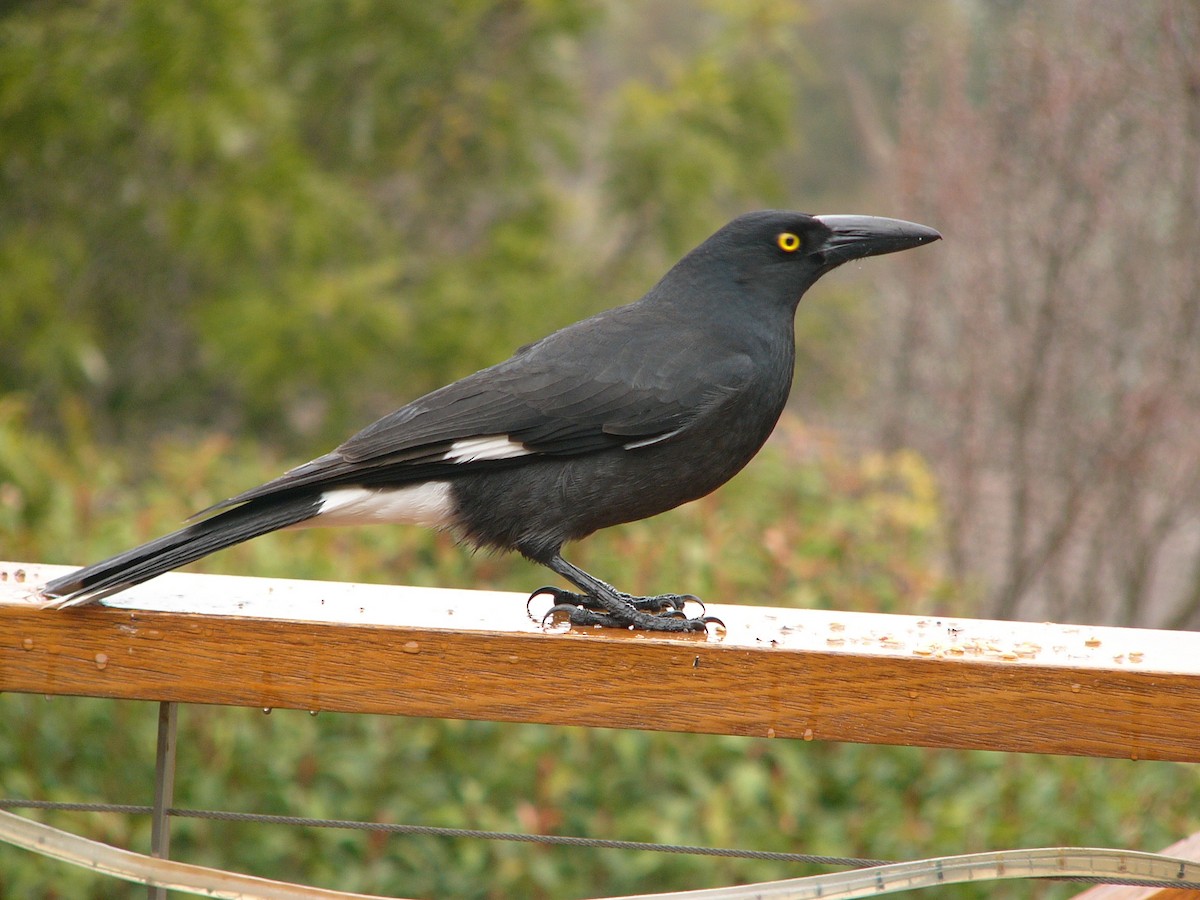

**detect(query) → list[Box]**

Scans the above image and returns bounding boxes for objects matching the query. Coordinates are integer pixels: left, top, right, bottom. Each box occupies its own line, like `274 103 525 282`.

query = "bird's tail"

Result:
40 493 325 608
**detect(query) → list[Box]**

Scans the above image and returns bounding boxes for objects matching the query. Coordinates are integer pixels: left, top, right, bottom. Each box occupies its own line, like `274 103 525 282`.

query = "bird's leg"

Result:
533 555 721 633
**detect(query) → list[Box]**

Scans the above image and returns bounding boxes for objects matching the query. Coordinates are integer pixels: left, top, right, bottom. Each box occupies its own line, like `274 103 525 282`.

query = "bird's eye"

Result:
777 232 801 253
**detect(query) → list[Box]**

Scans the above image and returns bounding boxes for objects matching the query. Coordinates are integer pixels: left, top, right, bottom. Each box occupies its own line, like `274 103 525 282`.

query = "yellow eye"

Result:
777 232 801 253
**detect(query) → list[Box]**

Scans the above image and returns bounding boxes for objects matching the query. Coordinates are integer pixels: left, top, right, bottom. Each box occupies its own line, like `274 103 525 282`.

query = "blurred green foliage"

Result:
4 0 1196 897
0 0 598 444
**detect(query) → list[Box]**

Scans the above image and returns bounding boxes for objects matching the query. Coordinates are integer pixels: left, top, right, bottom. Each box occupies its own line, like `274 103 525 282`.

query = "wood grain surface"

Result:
3 561 1199 762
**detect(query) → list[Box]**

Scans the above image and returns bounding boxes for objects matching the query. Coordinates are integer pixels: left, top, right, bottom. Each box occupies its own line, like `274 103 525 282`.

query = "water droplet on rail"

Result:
766 727 776 739
402 641 421 654
94 653 108 670
309 710 319 717
262 707 273 715
803 728 815 742
22 638 34 651
1071 684 1081 693
14 569 26 583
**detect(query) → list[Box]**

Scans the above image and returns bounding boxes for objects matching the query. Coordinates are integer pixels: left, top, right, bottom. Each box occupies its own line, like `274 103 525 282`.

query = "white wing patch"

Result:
309 483 455 528
441 435 531 464
622 427 684 450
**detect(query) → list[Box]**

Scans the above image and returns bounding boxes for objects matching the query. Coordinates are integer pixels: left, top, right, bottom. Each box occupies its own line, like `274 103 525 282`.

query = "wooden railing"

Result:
4 561 1199 762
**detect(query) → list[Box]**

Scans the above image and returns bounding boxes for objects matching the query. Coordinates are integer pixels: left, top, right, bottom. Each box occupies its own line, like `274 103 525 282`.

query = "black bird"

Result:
41 211 940 631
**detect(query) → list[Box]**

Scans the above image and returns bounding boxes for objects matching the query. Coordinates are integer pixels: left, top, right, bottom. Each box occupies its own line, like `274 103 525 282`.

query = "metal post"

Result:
148 701 178 900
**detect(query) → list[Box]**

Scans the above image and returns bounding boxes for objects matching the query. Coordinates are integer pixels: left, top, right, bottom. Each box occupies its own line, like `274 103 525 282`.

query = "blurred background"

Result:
2 1 1198 897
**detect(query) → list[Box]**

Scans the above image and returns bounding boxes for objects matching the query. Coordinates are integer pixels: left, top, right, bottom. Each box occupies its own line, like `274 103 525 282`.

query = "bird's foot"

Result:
529 586 722 633
528 585 699 614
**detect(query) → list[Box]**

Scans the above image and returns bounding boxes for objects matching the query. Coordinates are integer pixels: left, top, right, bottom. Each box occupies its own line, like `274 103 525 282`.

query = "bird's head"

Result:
667 210 941 314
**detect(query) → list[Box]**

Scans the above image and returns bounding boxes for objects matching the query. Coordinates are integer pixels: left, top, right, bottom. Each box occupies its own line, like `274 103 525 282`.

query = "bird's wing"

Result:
203 340 754 513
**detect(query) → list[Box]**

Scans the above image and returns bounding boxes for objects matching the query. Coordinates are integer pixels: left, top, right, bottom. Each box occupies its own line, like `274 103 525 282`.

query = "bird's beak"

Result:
812 215 942 267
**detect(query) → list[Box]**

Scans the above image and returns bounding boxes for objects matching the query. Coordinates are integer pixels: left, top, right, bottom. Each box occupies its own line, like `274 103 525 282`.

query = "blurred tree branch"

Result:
879 1 1200 627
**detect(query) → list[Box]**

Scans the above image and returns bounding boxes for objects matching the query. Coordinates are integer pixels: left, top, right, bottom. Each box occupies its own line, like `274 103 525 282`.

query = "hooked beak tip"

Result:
813 214 942 265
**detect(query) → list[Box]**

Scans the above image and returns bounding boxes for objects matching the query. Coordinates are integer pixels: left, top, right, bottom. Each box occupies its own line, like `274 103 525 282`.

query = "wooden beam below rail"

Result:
2 561 1199 762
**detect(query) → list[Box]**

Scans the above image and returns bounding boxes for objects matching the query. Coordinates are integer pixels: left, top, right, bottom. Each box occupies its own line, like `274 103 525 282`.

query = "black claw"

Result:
528 585 580 604
679 594 705 614
528 586 583 620
654 614 716 633
541 603 589 628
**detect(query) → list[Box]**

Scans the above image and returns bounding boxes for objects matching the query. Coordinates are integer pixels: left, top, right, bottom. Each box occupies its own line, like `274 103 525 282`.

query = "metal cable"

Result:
5 807 1200 899
0 809 403 900
608 849 1200 898
0 799 888 868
